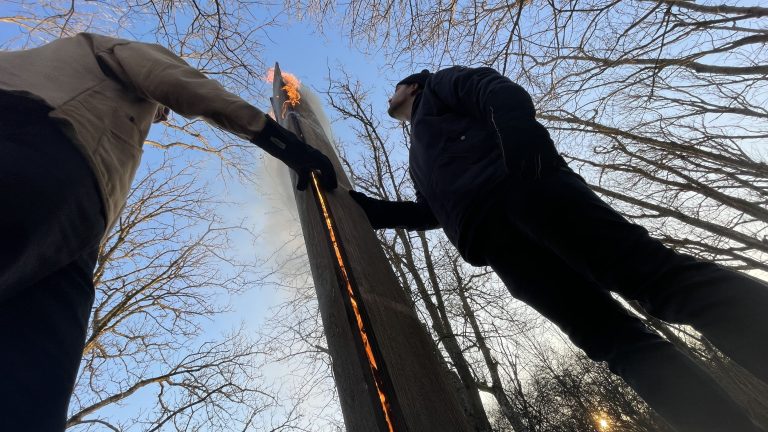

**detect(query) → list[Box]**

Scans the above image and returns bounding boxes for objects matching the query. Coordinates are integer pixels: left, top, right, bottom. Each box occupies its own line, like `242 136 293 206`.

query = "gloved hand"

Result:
349 190 440 230
349 190 391 228
252 115 338 191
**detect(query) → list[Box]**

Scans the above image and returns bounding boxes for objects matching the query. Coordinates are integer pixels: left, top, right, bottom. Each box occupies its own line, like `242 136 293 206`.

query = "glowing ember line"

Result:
310 172 395 432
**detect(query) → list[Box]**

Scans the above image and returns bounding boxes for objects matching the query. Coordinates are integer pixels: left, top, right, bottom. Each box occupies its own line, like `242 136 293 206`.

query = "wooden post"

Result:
270 64 472 431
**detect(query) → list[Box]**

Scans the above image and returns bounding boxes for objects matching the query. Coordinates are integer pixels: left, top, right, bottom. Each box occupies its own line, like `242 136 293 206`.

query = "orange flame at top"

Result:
266 67 301 115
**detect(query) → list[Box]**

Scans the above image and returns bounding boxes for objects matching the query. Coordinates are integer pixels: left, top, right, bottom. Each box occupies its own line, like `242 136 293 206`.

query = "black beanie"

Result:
397 69 431 89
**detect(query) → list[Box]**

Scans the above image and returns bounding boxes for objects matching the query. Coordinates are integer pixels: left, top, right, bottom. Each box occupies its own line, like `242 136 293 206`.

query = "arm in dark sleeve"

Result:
349 190 440 231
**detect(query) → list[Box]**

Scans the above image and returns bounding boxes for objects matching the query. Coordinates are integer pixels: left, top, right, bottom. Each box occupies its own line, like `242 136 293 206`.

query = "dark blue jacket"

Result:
407 66 561 263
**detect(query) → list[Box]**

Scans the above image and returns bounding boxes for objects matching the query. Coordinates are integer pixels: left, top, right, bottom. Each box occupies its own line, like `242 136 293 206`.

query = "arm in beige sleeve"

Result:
106 40 267 139
87 34 338 190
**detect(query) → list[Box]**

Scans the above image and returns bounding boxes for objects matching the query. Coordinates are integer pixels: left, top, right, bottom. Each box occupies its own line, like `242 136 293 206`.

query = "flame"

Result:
266 67 301 117
310 172 396 432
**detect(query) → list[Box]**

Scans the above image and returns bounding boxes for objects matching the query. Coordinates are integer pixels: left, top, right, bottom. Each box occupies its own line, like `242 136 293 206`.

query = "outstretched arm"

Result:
91 34 336 189
349 190 440 231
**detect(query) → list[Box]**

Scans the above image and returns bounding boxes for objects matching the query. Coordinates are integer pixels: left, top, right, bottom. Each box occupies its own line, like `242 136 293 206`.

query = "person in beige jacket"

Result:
0 32 337 431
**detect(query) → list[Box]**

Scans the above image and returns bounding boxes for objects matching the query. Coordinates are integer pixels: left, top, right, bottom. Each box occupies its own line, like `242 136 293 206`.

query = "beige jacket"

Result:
0 33 268 230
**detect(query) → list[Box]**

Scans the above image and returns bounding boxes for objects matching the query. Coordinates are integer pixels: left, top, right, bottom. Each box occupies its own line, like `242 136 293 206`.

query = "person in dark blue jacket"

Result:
350 66 768 432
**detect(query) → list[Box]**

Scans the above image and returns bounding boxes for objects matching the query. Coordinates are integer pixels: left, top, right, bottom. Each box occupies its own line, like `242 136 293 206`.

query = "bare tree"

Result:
1 2 329 430
255 210 347 431
256 271 347 431
509 337 673 432
63 155 298 431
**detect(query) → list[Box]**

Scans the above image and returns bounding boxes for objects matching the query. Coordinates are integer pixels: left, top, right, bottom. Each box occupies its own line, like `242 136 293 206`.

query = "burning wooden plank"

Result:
269 63 471 432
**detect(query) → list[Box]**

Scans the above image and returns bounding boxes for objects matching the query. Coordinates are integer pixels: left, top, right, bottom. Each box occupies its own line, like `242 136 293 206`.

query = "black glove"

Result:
349 190 440 230
252 115 338 191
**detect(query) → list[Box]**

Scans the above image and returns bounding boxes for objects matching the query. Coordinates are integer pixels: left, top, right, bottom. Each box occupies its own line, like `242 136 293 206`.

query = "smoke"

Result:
298 86 335 152
257 86 342 273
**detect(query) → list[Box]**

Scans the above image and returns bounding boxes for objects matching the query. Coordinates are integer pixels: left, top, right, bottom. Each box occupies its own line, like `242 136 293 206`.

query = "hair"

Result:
397 69 431 90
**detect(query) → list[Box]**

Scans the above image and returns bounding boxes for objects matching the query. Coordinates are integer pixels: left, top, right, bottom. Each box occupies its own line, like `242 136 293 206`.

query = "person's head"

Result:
387 69 431 122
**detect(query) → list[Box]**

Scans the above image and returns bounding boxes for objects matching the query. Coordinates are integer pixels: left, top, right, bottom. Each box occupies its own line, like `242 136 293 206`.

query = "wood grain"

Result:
272 64 472 431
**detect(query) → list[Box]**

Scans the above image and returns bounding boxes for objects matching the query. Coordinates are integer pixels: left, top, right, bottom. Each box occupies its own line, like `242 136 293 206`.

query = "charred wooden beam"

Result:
269 63 472 431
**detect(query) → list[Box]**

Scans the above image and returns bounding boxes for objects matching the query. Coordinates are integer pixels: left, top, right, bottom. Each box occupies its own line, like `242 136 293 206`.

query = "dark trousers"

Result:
475 167 768 432
0 111 105 431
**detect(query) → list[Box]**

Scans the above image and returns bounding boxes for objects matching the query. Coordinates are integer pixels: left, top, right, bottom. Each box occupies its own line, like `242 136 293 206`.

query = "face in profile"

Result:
387 84 417 121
